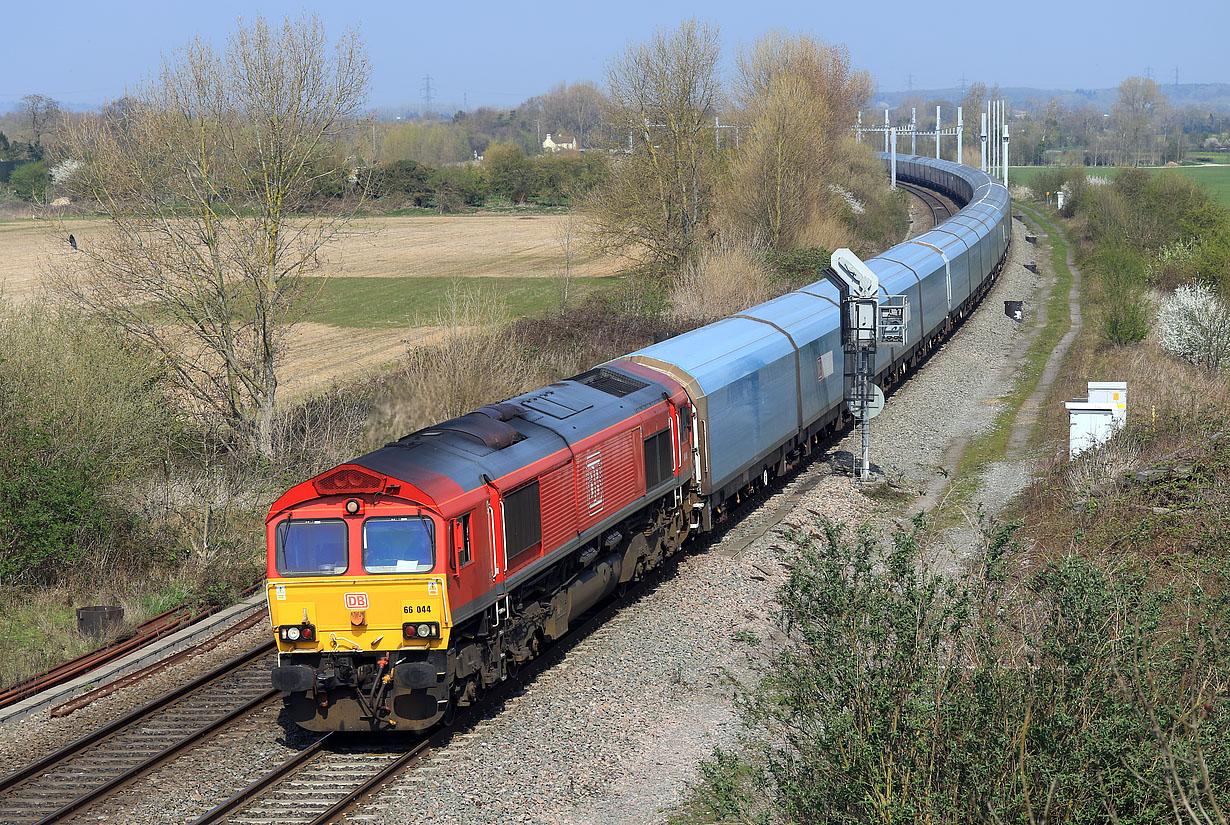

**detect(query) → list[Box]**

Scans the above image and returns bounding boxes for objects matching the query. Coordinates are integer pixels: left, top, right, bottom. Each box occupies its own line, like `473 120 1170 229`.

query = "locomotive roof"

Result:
352 364 672 502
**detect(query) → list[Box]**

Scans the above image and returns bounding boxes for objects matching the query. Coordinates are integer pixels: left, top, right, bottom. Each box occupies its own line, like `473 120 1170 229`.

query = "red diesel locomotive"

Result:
266 364 697 730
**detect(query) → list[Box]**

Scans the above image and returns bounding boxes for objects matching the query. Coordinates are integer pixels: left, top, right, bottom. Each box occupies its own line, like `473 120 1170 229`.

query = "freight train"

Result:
265 154 1011 731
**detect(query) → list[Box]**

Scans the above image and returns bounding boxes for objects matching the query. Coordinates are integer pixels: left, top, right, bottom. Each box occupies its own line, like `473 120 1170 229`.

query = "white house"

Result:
542 133 577 153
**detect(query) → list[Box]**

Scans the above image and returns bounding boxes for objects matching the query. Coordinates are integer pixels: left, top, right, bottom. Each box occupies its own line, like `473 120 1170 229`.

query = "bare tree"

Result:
721 32 873 250
19 94 61 147
538 81 607 149
960 82 988 144
586 20 722 275
553 204 578 312
50 13 370 457
1114 76 1167 166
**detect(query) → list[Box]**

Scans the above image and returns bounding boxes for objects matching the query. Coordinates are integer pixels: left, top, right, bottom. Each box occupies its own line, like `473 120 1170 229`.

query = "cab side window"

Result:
457 513 472 568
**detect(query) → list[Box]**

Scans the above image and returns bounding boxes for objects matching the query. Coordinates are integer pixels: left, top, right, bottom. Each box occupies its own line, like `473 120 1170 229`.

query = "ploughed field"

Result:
0 212 621 396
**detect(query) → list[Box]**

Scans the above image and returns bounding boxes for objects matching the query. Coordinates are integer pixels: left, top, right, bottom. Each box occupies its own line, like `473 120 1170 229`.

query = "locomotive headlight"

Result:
279 623 315 643
403 621 439 640
345 498 361 515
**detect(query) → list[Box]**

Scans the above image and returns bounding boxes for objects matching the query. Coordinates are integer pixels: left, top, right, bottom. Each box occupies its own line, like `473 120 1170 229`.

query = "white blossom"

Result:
50 159 80 185
1157 282 1230 371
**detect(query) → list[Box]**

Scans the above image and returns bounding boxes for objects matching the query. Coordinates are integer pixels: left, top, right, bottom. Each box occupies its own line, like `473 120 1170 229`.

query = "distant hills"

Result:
873 83 1230 113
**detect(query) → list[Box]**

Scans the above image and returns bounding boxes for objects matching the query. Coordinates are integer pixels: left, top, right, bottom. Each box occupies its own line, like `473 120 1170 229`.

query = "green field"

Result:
298 275 622 328
1010 165 1230 206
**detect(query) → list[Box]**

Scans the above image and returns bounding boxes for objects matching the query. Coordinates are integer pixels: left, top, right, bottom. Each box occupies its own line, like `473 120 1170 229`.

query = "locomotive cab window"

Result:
363 517 435 574
275 519 348 576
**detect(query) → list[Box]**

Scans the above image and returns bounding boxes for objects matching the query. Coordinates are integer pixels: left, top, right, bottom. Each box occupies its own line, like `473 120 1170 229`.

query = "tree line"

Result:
888 76 1226 168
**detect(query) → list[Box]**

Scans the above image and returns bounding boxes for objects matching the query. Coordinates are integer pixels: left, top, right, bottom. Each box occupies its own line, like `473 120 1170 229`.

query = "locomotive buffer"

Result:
828 249 909 481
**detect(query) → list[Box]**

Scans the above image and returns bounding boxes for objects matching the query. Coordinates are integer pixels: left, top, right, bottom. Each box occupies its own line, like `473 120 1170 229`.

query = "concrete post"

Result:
957 106 963 166
1003 119 1010 186
856 110 862 143
992 100 998 178
884 109 890 153
935 105 941 159
890 127 897 188
981 111 988 172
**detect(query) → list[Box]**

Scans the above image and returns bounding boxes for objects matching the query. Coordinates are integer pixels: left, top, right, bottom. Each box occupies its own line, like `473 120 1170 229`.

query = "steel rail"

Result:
31 688 280 825
0 642 274 793
898 180 954 224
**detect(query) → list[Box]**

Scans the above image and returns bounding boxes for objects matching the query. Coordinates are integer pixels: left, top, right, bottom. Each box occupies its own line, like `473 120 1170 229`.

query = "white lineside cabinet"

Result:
1065 381 1127 457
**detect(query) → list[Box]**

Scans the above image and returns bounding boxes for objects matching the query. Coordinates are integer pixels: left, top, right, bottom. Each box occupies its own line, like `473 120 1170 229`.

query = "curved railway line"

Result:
190 571 661 825
898 179 955 227
0 167 1002 825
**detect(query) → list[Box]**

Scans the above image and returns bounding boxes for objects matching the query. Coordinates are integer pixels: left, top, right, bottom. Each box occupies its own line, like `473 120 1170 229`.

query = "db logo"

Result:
344 592 369 610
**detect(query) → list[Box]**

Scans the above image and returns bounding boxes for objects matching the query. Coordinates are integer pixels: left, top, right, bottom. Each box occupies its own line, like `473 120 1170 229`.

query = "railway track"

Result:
0 643 277 825
899 179 954 226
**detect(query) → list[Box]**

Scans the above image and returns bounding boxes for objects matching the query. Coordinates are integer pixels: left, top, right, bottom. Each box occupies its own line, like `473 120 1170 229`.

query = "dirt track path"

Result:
1004 206 1083 458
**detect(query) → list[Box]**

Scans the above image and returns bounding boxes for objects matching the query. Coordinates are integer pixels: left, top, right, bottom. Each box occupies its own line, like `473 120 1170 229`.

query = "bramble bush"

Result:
0 406 112 585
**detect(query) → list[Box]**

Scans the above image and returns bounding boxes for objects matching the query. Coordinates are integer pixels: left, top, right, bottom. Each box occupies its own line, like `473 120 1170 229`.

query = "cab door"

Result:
447 489 502 624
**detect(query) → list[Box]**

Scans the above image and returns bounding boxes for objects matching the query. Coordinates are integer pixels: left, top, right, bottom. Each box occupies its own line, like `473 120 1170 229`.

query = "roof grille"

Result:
572 367 649 398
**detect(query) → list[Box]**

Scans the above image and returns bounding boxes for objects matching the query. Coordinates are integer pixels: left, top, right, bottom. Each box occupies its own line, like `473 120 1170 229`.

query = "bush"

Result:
0 303 176 585
370 159 434 204
1158 282 1230 370
1103 296 1151 345
429 164 486 211
765 246 829 289
0 303 175 482
0 406 116 585
675 519 1230 824
1028 166 1074 203
8 161 47 201
1088 244 1150 345
670 231 775 322
483 142 532 203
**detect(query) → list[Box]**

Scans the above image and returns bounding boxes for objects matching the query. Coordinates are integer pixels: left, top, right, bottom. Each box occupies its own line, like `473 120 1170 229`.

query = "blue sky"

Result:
3 0 1226 110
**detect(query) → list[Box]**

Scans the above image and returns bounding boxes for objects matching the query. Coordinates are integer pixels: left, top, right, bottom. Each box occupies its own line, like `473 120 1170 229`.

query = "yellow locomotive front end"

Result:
265 485 459 731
